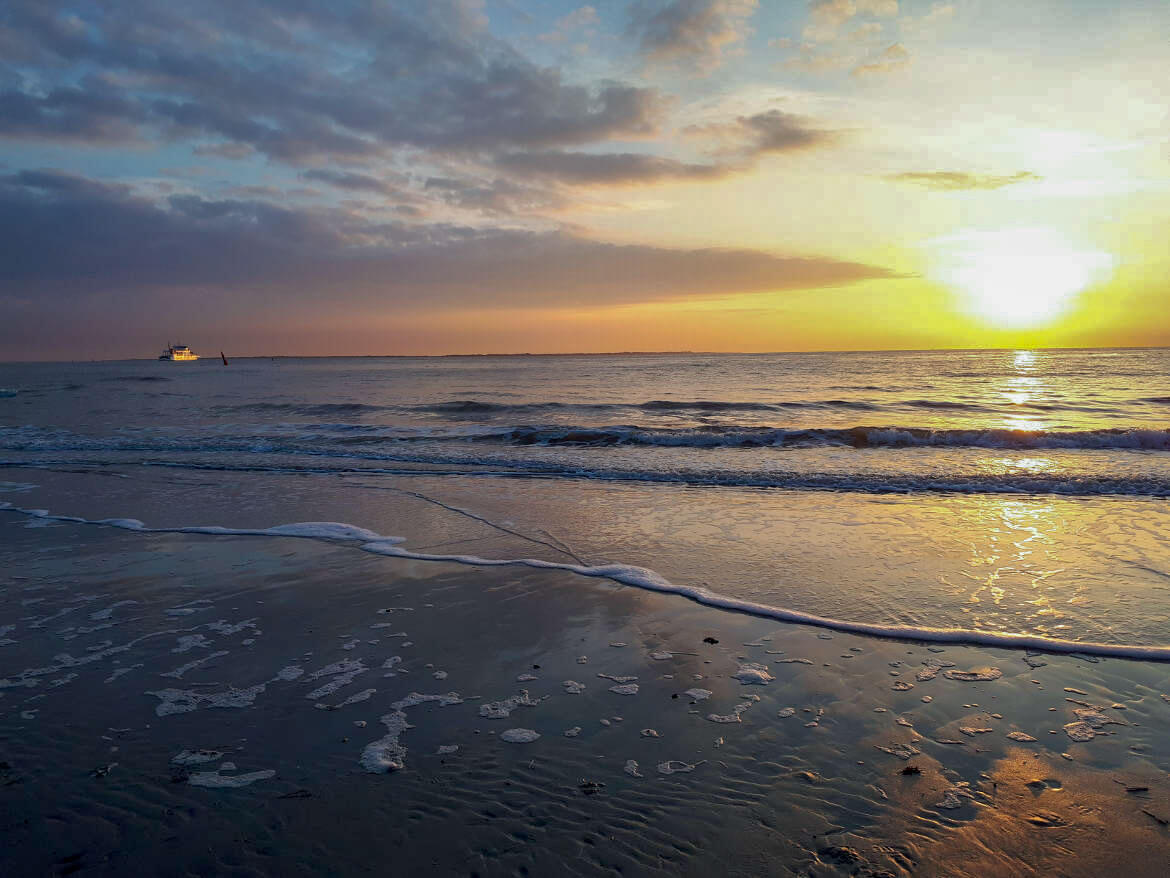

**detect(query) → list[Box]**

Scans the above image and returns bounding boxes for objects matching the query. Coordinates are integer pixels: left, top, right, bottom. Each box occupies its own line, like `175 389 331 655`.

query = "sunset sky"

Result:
1 0 1167 359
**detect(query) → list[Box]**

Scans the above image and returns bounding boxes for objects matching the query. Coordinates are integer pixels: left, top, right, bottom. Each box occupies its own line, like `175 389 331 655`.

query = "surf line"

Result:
4 501 1170 663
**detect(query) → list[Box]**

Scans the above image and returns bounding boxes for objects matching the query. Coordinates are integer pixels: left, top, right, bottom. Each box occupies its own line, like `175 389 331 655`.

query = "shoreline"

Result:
6 499 1170 663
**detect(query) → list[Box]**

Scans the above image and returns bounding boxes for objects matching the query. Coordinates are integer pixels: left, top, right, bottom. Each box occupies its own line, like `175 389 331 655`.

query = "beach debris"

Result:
900 765 922 775
91 763 116 778
623 760 643 777
773 658 813 665
563 680 586 694
640 728 660 738
609 683 639 696
579 779 606 794
563 727 582 737
684 688 712 701
500 728 539 743
1143 810 1170 827
479 690 542 719
599 718 611 727
1126 786 1150 794
777 707 796 718
703 637 719 644
432 670 448 680
921 695 933 703
277 789 313 799
609 642 627 648
576 656 588 664
649 651 673 661
515 673 537 682
733 663 774 685
944 667 1003 682
892 681 914 691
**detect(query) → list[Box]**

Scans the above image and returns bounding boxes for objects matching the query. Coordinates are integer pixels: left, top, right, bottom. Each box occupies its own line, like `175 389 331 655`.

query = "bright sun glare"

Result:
931 228 1115 329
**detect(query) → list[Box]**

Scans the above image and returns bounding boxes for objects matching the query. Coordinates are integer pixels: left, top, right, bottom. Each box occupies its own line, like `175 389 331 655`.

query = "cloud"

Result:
887 171 1041 190
804 0 897 42
493 150 728 185
540 6 600 44
0 168 894 349
629 0 758 73
0 0 668 161
301 169 409 197
686 109 833 158
851 42 910 77
899 2 956 40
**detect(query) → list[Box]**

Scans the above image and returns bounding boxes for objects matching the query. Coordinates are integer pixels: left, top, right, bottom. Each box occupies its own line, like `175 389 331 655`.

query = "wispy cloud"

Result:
888 171 1041 190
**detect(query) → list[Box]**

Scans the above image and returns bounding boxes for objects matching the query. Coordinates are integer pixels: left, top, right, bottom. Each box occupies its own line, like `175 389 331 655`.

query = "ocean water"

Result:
4 348 1170 649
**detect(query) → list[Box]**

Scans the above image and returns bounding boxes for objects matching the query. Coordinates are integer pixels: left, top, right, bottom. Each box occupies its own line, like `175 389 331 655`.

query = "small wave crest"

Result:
459 424 1170 451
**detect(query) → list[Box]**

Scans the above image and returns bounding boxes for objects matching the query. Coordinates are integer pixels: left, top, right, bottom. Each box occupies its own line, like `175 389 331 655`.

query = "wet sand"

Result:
3 509 1170 876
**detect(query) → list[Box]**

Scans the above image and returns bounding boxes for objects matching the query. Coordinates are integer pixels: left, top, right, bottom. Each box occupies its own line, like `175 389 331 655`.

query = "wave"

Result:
454 424 1170 451
219 402 393 416
8 454 1170 497
99 375 170 383
4 501 1170 662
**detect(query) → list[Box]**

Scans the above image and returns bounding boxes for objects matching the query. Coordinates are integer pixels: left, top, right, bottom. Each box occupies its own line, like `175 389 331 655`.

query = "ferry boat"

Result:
159 343 199 361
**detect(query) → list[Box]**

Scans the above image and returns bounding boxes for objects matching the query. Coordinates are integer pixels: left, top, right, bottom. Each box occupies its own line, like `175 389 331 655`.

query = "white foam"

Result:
148 682 267 716
172 749 224 765
90 601 138 621
563 726 582 737
684 688 712 701
707 695 760 724
172 635 211 654
944 667 1003 682
1007 731 1037 742
500 728 539 743
189 768 275 788
563 680 586 694
305 659 368 699
480 690 541 719
14 506 1170 663
733 663 774 685
624 759 643 777
657 760 702 775
609 683 639 696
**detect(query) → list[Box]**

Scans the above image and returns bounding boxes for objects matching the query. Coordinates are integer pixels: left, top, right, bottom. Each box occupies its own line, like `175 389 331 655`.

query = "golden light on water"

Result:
930 229 1116 329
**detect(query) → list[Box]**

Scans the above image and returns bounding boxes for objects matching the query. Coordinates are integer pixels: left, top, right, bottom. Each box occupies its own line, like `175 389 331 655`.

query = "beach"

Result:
4 351 1170 875
4 476 1170 875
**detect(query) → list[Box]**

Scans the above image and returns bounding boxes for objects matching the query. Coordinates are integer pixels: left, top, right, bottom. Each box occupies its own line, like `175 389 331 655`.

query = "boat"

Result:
159 343 199 361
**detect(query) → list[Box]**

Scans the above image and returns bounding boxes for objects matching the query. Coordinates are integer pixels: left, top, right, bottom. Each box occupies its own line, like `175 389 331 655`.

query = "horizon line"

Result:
3 343 1169 364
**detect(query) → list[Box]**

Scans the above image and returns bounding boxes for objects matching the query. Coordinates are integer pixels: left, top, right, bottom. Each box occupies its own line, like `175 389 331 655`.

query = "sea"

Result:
5 348 1170 875
3 347 1170 650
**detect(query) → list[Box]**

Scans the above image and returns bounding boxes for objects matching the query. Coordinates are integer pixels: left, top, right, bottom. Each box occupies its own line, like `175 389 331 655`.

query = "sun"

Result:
929 228 1115 328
